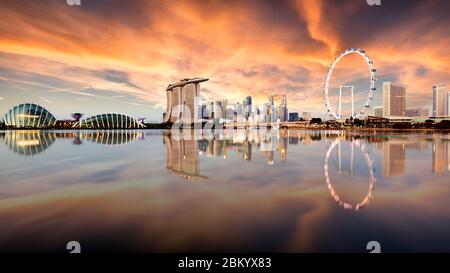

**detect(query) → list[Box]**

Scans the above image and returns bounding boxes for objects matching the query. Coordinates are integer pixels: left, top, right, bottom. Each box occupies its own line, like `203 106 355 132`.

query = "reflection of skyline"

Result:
1 129 450 179
0 130 143 156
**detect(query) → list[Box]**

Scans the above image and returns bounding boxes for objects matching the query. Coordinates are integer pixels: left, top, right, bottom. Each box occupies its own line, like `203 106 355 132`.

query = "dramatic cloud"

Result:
0 0 449 120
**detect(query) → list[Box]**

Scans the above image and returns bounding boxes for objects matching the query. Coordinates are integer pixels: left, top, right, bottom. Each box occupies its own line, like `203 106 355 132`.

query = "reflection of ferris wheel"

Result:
324 48 376 119
324 139 376 211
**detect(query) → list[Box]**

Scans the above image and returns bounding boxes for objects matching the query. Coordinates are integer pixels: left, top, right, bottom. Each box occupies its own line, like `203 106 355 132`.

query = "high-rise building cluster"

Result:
163 78 291 124
200 94 289 124
374 82 448 118
432 84 449 117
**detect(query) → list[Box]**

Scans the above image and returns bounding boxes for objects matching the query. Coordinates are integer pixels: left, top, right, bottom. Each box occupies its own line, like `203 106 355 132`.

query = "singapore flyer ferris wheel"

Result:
324 48 377 119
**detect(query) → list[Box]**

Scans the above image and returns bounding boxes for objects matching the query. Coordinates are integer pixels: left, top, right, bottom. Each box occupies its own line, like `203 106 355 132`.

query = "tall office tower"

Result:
279 95 288 122
206 98 214 119
163 78 209 123
223 99 228 119
447 93 450 116
213 100 224 119
383 82 406 117
244 96 252 118
432 84 447 117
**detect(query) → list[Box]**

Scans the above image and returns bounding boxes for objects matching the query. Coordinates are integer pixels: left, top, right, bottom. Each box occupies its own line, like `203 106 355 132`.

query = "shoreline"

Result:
0 127 449 133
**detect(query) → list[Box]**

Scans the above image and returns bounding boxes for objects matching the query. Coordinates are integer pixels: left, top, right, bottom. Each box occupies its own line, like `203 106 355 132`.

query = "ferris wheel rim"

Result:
324 48 377 119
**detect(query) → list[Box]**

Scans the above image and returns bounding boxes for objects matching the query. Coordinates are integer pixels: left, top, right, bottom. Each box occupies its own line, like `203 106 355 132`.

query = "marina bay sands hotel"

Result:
163 78 209 123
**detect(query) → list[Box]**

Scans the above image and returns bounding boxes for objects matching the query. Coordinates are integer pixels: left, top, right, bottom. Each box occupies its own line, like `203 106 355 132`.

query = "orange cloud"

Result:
0 0 449 119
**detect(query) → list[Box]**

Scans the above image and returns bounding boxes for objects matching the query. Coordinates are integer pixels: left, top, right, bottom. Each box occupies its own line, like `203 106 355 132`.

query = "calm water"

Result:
0 129 450 252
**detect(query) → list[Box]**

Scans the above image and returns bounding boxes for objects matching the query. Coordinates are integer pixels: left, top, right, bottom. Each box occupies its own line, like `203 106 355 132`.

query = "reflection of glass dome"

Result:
74 113 144 129
3 103 57 128
2 130 56 156
79 130 143 146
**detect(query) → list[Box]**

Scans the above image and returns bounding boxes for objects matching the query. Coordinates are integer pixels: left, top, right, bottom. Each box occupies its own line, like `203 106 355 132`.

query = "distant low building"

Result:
405 107 429 117
373 106 383 117
302 112 312 120
288 112 299 122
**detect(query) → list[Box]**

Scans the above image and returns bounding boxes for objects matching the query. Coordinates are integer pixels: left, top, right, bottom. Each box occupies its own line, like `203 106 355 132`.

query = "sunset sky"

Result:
0 0 449 121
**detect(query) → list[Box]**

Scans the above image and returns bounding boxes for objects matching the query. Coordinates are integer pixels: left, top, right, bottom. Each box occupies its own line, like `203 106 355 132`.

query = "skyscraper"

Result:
432 84 447 117
447 92 450 116
244 96 252 118
163 78 209 123
383 82 406 117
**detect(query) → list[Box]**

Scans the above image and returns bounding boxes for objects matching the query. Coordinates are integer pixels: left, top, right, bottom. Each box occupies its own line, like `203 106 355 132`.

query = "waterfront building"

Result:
302 112 312 120
74 113 145 129
373 106 383 117
163 78 208 123
447 93 450 116
289 112 300 122
405 107 429 117
432 84 447 117
383 82 406 117
2 103 57 128
243 96 252 118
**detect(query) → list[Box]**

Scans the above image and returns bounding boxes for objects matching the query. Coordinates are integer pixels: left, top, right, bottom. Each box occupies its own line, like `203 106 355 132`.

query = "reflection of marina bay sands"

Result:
0 130 143 156
164 129 293 180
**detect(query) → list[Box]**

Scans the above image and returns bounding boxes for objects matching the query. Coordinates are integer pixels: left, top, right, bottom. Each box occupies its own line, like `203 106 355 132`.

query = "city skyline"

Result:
1 0 450 121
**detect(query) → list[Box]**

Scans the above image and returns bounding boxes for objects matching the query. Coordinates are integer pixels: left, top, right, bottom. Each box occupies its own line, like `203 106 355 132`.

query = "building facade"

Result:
3 103 57 128
383 82 406 117
74 113 145 128
302 112 312 120
373 106 383 117
163 78 209 123
432 84 447 117
405 107 429 117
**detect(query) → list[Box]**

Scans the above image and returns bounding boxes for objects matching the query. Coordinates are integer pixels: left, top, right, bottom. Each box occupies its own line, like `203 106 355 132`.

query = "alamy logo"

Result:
66 0 81 6
66 241 81 253
366 241 381 253
366 0 381 6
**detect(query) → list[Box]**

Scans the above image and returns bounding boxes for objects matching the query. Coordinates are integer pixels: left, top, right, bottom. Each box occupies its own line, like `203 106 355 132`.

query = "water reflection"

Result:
0 130 143 156
79 130 144 146
324 139 375 211
1 129 450 252
433 138 450 175
1 130 57 156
